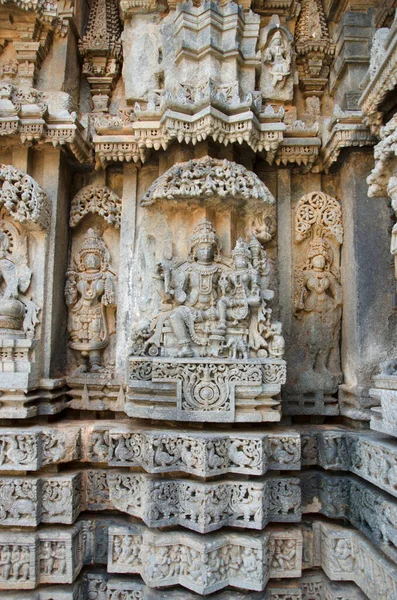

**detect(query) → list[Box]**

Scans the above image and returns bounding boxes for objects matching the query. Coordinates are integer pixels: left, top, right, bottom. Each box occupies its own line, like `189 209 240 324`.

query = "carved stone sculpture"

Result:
131 219 280 360
259 17 294 101
285 192 343 414
65 228 116 374
129 218 285 422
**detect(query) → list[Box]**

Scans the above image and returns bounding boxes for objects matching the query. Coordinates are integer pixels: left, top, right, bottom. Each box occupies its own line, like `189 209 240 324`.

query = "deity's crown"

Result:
232 237 251 259
78 228 109 268
307 237 331 264
190 219 219 248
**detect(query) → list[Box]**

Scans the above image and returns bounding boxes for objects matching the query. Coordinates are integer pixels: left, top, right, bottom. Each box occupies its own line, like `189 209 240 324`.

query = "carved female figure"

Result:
295 237 342 384
65 228 116 374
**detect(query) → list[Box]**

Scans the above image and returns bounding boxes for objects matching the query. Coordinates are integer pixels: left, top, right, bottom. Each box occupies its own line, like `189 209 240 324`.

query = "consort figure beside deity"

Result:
131 219 284 360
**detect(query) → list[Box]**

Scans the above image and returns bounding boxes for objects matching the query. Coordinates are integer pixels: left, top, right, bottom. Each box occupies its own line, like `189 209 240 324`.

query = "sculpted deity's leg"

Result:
169 309 194 358
89 350 103 371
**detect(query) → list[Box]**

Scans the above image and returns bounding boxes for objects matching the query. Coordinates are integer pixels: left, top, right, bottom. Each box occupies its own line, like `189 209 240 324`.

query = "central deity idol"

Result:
131 219 283 361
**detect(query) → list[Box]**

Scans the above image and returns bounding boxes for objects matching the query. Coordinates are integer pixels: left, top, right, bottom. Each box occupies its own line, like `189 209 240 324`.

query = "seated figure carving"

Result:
131 219 283 360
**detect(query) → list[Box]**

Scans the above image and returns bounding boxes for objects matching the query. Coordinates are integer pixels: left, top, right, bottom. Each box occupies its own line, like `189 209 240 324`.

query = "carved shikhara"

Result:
284 192 343 415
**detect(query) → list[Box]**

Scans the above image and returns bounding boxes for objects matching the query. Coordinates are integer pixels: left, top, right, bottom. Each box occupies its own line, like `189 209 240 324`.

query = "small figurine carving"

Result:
263 30 291 88
131 219 283 360
65 228 116 374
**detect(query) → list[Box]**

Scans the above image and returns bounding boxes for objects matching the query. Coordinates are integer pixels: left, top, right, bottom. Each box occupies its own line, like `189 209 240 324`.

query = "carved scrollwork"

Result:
0 165 50 229
69 185 121 229
141 157 275 206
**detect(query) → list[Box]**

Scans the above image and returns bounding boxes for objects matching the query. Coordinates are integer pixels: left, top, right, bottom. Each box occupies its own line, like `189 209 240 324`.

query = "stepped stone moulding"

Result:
106 472 301 532
108 525 303 594
0 86 90 162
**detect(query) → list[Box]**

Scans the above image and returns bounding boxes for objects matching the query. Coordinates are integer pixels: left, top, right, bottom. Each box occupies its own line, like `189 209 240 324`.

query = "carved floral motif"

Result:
0 164 50 229
69 185 121 229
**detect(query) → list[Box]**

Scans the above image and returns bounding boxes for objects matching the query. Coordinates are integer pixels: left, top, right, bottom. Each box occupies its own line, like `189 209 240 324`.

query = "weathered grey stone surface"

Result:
0 0 397 596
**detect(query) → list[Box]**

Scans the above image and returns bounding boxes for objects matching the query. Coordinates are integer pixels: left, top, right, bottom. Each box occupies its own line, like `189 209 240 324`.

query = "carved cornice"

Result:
92 104 292 168
141 156 275 205
0 164 50 229
70 185 121 228
0 0 73 36
0 86 91 163
360 17 397 127
322 107 377 171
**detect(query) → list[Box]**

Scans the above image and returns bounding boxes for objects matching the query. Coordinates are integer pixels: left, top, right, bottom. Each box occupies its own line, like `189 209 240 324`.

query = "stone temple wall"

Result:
0 0 396 597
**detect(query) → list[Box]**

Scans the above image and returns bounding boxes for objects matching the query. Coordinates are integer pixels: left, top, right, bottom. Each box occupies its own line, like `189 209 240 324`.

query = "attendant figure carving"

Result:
65 228 116 374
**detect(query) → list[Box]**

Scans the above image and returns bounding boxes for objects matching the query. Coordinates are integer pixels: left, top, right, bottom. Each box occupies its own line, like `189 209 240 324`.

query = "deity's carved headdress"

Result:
306 237 332 268
76 228 110 271
232 237 251 261
188 219 222 261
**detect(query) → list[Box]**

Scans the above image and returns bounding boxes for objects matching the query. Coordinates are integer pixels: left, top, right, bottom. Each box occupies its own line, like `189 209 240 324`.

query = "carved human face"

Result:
84 252 101 271
234 255 249 270
311 253 326 270
194 242 215 263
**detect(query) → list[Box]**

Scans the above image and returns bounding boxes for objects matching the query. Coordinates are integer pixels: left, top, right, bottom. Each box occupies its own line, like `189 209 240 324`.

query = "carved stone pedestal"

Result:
370 375 397 437
127 357 286 422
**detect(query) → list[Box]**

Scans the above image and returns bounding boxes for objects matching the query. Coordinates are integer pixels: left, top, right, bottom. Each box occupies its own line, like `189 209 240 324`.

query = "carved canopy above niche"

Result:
141 157 275 206
0 164 50 229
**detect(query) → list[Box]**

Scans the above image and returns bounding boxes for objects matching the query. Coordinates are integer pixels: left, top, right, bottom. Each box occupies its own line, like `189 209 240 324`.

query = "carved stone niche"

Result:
284 191 343 416
128 156 286 422
65 185 120 386
0 164 50 399
258 16 295 102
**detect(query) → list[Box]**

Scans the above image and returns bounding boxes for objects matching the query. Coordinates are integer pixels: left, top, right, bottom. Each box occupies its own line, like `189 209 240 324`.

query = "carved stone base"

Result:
283 393 339 416
0 379 68 419
370 375 397 437
66 374 123 412
127 357 286 423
